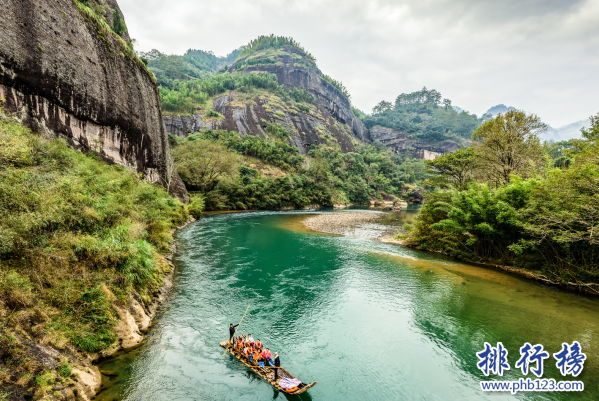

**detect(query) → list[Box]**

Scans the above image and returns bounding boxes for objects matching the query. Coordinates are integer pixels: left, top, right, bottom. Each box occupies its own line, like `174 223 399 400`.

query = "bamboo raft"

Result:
220 341 317 395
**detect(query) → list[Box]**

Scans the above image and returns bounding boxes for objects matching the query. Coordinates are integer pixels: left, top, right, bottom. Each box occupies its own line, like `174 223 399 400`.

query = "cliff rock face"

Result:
370 125 467 160
233 48 369 142
164 46 369 154
0 0 187 201
165 90 358 153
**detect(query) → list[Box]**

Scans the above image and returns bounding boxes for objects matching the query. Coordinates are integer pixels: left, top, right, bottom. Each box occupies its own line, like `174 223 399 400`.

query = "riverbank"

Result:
301 210 599 298
89 217 196 398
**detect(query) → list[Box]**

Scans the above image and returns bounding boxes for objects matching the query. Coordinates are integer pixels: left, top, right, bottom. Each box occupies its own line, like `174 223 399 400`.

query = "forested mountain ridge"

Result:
363 87 483 158
141 48 240 89
151 37 492 161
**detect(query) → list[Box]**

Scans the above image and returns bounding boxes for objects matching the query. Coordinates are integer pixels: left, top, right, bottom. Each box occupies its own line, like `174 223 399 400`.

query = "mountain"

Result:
542 119 589 141
162 35 368 155
484 104 586 141
141 48 240 89
0 0 189 399
484 104 516 117
364 88 482 158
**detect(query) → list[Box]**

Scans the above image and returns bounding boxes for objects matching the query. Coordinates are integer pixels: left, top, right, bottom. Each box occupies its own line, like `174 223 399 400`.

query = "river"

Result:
97 210 599 400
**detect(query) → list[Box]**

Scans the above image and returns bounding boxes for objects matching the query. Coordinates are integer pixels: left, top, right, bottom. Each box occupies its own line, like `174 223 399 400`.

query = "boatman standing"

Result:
229 323 239 345
273 352 281 380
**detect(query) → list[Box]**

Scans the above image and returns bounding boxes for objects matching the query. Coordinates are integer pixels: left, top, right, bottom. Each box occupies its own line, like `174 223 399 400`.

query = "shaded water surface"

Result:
97 210 599 400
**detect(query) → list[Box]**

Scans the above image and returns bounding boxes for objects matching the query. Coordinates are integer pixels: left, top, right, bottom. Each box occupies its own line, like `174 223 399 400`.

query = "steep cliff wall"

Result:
370 125 467 160
164 46 369 153
165 89 358 153
232 47 369 142
0 0 187 201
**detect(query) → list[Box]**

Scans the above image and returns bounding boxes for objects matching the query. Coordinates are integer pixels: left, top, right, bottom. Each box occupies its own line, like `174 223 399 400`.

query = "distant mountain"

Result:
484 104 516 117
484 104 586 141
542 119 589 141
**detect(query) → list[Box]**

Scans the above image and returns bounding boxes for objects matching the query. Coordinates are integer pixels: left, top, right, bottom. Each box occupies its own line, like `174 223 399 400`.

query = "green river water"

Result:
97 209 599 400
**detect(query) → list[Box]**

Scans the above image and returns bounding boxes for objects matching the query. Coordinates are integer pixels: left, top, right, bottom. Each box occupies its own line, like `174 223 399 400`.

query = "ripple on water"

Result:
97 211 599 401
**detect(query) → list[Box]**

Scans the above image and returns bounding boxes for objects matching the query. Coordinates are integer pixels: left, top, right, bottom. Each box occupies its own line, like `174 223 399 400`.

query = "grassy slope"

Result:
0 114 188 396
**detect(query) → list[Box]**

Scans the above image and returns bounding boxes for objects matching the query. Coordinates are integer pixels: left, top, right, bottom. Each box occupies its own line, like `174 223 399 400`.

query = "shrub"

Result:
112 9 126 37
295 103 310 113
35 371 55 395
188 194 205 219
205 110 224 119
56 361 71 378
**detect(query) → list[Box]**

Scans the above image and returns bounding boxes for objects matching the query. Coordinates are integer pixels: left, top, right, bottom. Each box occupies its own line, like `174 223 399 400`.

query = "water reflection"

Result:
97 211 599 401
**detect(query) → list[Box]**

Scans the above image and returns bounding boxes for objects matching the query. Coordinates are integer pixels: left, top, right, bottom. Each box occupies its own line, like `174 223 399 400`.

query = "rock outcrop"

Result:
369 125 467 160
164 46 369 154
165 90 358 153
233 47 369 142
0 0 188 202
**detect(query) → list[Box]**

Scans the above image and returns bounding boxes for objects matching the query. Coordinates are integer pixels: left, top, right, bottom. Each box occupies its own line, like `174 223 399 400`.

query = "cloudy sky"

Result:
120 0 599 127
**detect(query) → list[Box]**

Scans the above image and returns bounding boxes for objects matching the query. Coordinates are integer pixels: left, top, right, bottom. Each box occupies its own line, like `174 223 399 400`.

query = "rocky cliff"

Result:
370 125 467 160
0 0 187 201
164 46 369 154
165 89 359 153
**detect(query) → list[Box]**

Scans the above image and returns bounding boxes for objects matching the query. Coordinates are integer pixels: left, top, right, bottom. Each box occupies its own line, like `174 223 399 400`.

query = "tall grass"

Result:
0 113 189 381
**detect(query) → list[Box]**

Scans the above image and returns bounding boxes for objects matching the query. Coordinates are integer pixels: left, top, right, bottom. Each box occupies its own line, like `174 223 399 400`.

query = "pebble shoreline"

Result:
303 212 386 236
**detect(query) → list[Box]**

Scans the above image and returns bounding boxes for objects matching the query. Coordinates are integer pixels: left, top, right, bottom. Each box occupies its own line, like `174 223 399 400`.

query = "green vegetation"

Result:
0 113 190 384
112 9 125 37
142 48 240 89
171 126 426 210
408 109 599 291
155 35 353 113
56 360 72 378
159 71 316 115
363 87 483 141
238 35 317 65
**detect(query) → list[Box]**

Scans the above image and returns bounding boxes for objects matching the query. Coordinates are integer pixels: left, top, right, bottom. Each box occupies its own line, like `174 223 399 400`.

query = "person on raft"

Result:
229 323 239 345
273 352 281 379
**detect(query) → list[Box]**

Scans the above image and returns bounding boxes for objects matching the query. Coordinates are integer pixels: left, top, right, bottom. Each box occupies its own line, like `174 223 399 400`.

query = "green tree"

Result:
424 147 479 189
172 139 240 193
513 114 599 282
112 9 125 37
473 110 546 185
372 100 392 115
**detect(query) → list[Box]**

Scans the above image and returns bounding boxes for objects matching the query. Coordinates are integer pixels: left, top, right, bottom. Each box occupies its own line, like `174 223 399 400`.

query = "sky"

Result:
119 0 599 127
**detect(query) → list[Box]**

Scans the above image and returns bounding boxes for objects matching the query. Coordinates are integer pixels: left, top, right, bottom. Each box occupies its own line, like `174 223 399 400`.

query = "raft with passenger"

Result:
219 338 317 395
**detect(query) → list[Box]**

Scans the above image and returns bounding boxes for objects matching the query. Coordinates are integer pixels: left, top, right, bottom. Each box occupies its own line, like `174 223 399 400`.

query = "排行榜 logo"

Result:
476 341 586 393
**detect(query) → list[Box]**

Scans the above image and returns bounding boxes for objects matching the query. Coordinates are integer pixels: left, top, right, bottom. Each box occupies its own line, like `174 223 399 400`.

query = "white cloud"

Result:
119 0 599 126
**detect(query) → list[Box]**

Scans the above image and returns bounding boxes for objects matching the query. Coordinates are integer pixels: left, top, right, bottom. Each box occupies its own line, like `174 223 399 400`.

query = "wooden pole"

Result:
223 304 250 355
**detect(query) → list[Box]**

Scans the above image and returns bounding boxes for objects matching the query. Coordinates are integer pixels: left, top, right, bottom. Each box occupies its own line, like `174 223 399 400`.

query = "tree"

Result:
372 100 392 115
424 147 479 188
112 9 126 37
473 110 546 185
443 98 452 111
172 139 239 193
